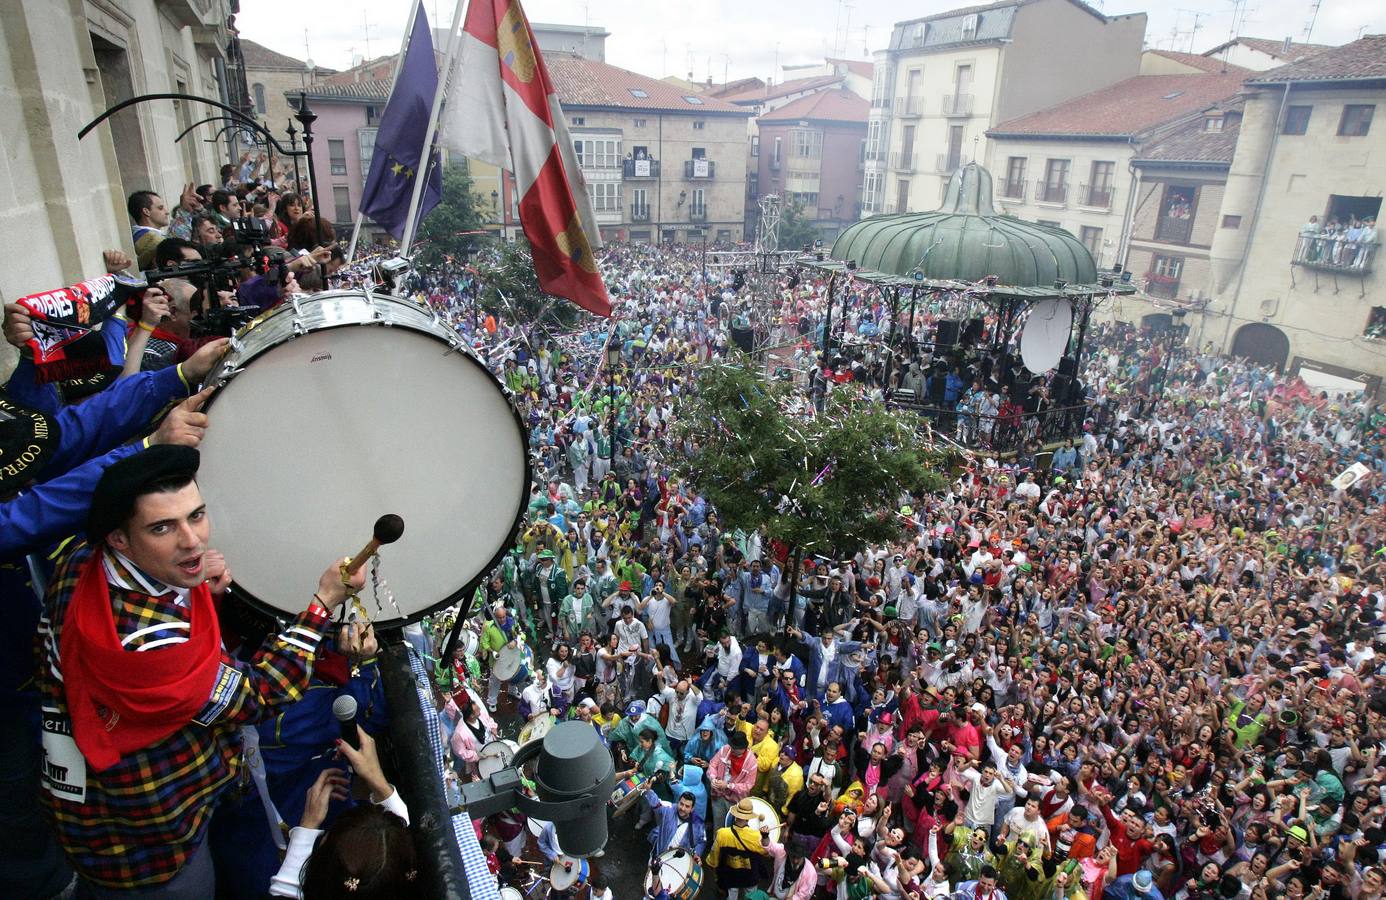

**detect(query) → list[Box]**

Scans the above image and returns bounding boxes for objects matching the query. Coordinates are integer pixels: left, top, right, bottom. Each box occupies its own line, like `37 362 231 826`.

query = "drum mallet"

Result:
344 514 406 575
337 515 405 621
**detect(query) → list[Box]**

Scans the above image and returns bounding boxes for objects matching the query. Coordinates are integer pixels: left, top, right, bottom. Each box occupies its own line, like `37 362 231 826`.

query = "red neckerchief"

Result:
60 550 222 771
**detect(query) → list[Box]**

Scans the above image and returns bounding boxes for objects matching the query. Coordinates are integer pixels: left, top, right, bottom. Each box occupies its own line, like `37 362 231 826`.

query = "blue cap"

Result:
625 700 646 718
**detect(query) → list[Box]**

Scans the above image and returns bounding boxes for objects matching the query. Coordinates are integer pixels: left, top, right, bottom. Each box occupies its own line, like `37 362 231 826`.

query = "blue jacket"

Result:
644 767 707 856
1 364 192 710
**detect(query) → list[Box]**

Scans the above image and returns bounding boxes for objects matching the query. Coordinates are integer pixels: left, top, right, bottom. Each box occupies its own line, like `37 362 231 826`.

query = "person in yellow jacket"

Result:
707 798 784 899
748 717 781 796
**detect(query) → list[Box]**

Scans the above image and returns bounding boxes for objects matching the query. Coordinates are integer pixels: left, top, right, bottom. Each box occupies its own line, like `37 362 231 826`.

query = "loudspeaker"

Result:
1057 355 1078 378
936 319 960 346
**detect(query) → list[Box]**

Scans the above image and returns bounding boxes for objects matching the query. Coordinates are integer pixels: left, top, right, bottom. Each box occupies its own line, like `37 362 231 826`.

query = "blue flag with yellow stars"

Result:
359 3 442 239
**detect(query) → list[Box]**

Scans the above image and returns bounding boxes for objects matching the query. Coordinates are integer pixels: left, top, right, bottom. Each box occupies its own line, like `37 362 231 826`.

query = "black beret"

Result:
727 731 749 750
86 445 200 541
0 392 59 498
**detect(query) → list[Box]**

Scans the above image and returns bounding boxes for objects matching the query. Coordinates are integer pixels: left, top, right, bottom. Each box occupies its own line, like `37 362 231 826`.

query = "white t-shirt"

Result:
644 594 673 630
1004 807 1051 849
615 617 649 652
961 768 1009 825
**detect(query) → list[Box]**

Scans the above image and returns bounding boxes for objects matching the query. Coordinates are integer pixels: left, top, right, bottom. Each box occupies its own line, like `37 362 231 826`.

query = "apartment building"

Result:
1101 99 1243 331
985 72 1246 271
542 53 753 244
1195 36 1386 387
756 90 868 240
867 0 1146 216
243 40 326 143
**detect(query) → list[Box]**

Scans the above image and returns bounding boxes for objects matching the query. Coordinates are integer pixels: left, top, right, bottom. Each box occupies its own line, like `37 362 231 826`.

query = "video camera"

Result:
132 217 285 336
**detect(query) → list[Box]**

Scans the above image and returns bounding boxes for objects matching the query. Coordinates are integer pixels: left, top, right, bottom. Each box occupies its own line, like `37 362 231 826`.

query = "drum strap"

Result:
240 725 289 852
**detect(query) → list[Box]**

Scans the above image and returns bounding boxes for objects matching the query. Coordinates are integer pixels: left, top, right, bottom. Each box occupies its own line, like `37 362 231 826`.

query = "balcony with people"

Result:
1293 216 1378 276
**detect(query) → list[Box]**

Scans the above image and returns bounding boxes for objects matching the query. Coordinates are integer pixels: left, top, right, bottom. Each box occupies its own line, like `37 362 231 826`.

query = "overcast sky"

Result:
238 0 1382 84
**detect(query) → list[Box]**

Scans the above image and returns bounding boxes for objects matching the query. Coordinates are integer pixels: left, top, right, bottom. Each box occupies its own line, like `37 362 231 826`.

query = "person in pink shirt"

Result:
708 730 758 828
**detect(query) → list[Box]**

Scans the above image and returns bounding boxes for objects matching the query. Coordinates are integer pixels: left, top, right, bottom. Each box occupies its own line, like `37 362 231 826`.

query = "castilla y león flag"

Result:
441 0 611 317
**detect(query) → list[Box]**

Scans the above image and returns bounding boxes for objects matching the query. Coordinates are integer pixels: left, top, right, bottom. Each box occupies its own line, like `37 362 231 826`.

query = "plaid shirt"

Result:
36 543 329 888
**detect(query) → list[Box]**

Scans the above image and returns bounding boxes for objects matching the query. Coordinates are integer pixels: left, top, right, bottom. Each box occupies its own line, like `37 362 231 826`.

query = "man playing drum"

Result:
481 602 524 712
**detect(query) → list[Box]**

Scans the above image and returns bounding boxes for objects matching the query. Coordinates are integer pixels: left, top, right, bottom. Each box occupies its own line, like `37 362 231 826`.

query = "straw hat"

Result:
730 798 758 822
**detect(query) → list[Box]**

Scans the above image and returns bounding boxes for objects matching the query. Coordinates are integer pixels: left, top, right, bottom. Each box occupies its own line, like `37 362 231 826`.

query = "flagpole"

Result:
346 0 422 264
399 0 467 260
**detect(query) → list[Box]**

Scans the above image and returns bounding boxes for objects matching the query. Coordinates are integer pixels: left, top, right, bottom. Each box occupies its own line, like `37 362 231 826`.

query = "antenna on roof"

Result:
1302 0 1322 43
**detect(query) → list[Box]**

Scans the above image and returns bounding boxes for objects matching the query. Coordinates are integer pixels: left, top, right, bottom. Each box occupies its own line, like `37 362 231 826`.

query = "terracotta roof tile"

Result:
988 73 1248 138
1207 36 1334 62
1146 49 1246 74
717 74 844 105
544 53 750 114
242 39 315 72
1132 98 1243 165
1245 34 1386 84
826 57 875 79
292 80 391 103
760 89 869 124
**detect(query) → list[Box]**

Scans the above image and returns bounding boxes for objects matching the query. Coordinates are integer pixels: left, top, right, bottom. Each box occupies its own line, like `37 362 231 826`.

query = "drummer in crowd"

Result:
482 600 524 711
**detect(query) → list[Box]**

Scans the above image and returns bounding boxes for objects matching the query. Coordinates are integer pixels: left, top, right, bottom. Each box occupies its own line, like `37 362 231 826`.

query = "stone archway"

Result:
1231 323 1290 372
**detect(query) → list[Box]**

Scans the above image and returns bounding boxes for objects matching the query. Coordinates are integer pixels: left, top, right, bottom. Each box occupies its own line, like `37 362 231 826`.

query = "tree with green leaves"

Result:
674 359 950 621
413 163 486 268
476 239 582 346
778 198 821 253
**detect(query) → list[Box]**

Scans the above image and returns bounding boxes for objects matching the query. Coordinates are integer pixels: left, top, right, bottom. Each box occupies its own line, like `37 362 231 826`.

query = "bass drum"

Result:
198 290 529 628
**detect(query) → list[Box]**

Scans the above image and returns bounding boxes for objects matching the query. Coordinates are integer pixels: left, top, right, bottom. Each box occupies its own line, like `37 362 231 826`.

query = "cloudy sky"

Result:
238 0 1382 83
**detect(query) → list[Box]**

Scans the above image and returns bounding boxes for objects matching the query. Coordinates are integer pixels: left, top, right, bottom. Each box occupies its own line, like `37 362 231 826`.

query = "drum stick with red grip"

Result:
344 514 405 575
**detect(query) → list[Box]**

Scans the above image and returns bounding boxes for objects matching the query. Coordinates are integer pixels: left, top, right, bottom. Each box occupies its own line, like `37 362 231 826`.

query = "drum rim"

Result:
204 289 532 630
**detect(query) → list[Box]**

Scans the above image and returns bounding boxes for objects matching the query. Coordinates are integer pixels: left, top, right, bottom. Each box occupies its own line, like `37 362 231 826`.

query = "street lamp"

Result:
606 343 622 458
1157 309 1187 399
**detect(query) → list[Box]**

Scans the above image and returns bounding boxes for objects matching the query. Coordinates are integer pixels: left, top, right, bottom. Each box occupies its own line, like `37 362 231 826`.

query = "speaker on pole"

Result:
936 319 960 347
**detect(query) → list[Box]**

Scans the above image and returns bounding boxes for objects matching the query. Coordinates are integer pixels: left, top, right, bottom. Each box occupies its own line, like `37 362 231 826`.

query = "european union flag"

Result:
359 4 441 239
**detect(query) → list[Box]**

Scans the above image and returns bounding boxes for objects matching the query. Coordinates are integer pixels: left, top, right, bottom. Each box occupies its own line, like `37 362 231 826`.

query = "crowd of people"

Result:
416 242 1386 900
4 152 1386 900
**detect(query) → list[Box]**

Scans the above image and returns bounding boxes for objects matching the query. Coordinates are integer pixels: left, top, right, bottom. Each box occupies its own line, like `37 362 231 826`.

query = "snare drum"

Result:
499 888 525 900
477 739 519 779
548 856 589 892
519 713 555 744
723 795 780 833
198 290 529 628
645 848 703 900
493 643 531 685
608 776 642 814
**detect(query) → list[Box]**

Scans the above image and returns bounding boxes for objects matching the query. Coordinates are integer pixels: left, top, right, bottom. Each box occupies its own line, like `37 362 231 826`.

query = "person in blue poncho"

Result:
683 714 727 774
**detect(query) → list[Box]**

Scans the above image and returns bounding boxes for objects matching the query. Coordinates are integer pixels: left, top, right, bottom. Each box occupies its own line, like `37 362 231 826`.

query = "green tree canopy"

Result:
413 163 485 268
476 239 582 335
778 198 820 253
674 360 949 558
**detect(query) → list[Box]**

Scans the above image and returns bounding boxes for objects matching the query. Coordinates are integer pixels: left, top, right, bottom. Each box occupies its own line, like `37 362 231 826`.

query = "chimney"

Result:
1282 36 1293 54
706 75 713 87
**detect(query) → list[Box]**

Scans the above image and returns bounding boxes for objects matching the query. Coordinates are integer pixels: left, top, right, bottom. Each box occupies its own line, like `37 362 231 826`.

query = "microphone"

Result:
332 695 360 750
344 514 405 576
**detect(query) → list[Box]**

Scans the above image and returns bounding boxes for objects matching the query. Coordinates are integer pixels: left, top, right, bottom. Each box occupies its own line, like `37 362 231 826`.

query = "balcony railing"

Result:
1154 216 1193 244
689 207 708 222
999 179 1026 200
769 156 781 171
683 159 715 179
891 152 917 170
1035 180 1068 204
936 154 961 174
893 96 924 117
1143 272 1181 299
1080 183 1114 210
941 93 974 117
630 206 651 222
1293 234 1378 275
871 95 892 109
622 158 660 178
883 202 901 214
864 148 886 163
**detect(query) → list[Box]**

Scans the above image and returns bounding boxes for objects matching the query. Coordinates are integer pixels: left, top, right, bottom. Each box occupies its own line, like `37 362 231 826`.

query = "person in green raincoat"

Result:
606 700 672 766
622 727 678 802
946 825 997 884
994 831 1047 900
521 549 569 634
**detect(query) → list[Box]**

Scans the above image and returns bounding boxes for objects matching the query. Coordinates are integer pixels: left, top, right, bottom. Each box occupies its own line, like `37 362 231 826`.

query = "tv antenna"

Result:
1302 0 1323 42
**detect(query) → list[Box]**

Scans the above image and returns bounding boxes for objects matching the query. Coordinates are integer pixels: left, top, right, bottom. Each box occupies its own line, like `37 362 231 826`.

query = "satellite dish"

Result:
1020 298 1073 374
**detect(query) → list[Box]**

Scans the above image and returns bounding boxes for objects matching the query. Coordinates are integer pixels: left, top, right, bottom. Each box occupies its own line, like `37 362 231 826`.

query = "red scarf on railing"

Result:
59 551 222 772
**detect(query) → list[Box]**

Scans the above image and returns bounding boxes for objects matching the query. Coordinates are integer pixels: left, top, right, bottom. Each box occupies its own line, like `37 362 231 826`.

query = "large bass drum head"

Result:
199 302 527 627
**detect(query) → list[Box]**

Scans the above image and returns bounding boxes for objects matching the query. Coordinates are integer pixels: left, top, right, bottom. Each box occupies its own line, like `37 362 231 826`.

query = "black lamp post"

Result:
286 119 302 193
606 343 622 457
294 92 322 246
1157 309 1187 399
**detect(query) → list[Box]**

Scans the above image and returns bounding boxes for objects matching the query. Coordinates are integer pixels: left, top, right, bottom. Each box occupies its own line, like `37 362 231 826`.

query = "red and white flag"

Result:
441 0 611 317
